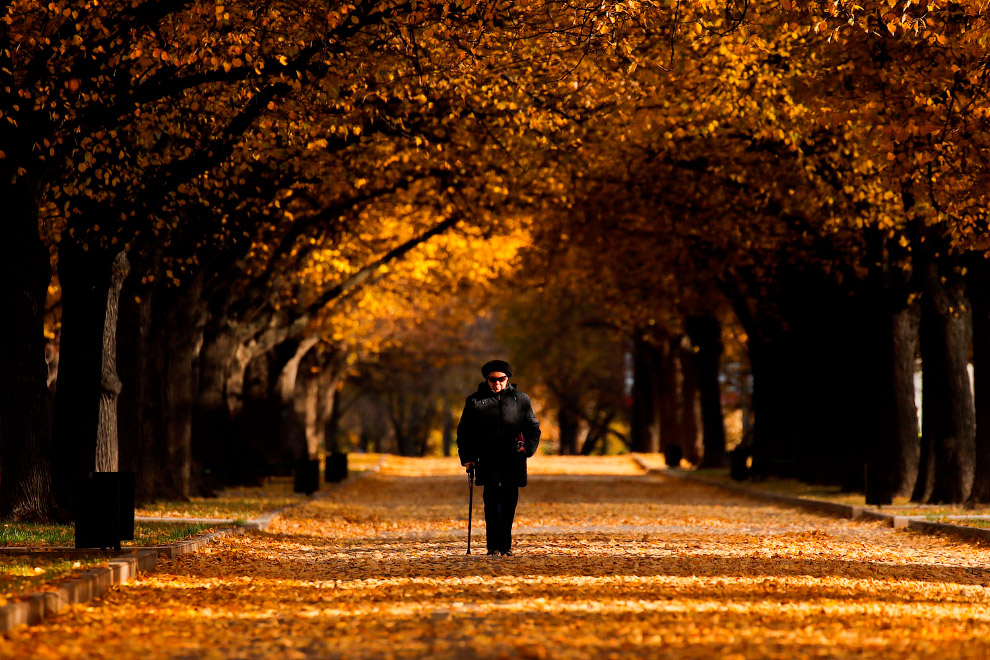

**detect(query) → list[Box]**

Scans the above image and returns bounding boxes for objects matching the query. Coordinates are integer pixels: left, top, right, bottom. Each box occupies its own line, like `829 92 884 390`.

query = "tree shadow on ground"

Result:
166 533 990 590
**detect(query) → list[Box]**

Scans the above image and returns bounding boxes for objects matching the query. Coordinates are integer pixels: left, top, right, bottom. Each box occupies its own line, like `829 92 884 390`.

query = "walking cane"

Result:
466 465 475 555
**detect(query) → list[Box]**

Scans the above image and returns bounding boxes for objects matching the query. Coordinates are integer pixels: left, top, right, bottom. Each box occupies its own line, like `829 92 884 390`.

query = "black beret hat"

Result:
481 359 512 377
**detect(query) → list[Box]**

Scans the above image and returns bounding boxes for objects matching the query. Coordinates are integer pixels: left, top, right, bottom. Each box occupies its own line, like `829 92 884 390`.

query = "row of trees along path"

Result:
2 456 989 659
7 0 990 522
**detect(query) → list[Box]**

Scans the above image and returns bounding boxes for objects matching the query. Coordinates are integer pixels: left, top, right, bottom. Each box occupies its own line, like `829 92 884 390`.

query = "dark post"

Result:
730 447 751 481
865 462 893 506
75 471 135 550
664 444 683 469
324 452 348 483
293 458 319 494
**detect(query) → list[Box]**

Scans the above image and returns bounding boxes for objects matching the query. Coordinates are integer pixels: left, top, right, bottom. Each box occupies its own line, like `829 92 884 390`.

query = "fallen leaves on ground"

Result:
2 457 989 659
0 557 107 606
135 478 306 520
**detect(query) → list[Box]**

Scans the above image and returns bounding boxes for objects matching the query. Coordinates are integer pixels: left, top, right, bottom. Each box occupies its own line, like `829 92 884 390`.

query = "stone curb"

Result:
0 513 271 633
0 549 158 633
0 464 379 635
632 456 990 546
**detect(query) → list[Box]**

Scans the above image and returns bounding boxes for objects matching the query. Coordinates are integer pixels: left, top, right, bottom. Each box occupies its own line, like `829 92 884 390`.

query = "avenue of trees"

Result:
3 0 990 521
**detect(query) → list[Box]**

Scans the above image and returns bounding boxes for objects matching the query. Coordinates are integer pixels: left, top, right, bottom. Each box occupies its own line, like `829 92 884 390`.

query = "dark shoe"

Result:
501 550 513 556
487 549 499 556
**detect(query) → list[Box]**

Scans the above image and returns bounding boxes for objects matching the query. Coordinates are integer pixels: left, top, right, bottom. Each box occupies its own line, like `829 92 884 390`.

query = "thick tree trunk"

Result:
0 187 55 521
677 335 702 465
687 316 728 469
51 241 114 515
193 313 246 490
118 271 161 504
557 401 580 455
889 302 921 497
96 252 129 472
296 352 324 459
237 333 315 472
915 254 975 503
241 350 285 473
155 279 206 500
629 332 661 453
327 388 345 455
967 254 990 503
747 334 800 479
314 359 344 455
277 336 320 461
656 333 681 457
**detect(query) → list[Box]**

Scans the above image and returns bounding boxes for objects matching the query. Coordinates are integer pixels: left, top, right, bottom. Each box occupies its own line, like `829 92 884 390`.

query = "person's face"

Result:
487 372 508 393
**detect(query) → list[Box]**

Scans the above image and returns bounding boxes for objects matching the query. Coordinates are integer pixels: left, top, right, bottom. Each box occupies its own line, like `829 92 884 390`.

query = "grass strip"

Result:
136 476 306 520
0 555 107 604
1 521 218 548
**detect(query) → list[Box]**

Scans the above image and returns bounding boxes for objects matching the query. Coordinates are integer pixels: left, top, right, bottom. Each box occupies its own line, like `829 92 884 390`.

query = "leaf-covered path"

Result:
4 456 990 659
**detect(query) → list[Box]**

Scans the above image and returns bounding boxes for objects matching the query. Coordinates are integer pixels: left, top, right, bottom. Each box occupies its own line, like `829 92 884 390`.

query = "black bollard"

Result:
293 458 320 494
663 444 683 470
325 452 348 483
729 447 750 481
75 471 135 551
864 462 893 506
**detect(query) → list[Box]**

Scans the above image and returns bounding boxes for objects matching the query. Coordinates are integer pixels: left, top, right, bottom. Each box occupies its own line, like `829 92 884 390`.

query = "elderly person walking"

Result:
457 359 541 556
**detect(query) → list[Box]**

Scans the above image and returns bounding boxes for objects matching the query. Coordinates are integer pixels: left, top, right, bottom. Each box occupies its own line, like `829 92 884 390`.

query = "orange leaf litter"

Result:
3 455 989 659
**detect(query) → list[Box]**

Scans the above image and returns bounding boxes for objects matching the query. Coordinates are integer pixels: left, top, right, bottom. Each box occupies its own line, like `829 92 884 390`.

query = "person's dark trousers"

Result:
483 482 519 553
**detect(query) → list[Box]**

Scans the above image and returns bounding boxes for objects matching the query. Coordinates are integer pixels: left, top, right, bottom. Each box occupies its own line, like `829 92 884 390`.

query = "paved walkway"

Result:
2 457 989 659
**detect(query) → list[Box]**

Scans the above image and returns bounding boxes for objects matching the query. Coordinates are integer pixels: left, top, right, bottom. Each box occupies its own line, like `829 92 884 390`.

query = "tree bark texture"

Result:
629 332 661 454
557 402 580 455
686 316 728 468
0 185 55 520
277 336 320 461
117 273 162 504
51 241 114 514
240 350 284 472
656 333 682 457
155 278 207 500
967 254 990 503
888 301 921 498
677 336 702 465
193 315 246 490
96 252 130 472
915 253 975 504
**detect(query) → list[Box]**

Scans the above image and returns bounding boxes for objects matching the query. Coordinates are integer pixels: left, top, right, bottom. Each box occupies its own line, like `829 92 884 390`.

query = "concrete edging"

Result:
0 549 158 633
1 518 274 633
635 456 990 546
0 465 372 634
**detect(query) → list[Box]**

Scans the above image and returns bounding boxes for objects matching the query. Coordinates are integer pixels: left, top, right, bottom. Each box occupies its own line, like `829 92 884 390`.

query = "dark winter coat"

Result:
456 382 541 487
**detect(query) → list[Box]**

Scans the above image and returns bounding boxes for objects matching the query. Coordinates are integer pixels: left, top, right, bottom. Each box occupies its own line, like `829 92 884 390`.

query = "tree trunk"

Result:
193 313 247 490
915 253 975 503
326 386 345 455
96 252 129 472
118 269 161 505
889 301 921 497
747 334 800 479
441 399 453 457
315 358 344 455
677 335 702 465
687 316 728 468
0 186 55 521
155 279 206 500
557 401 580 455
51 241 115 515
967 253 990 503
277 336 320 461
656 333 681 457
241 349 285 473
629 332 661 453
